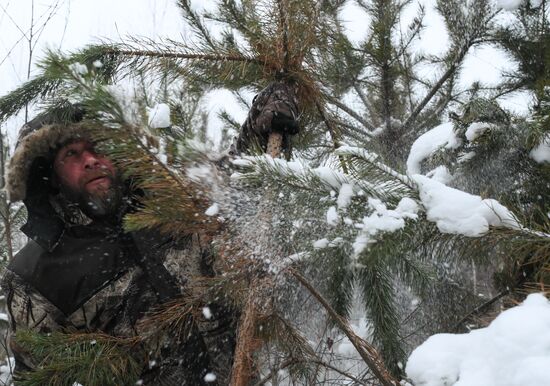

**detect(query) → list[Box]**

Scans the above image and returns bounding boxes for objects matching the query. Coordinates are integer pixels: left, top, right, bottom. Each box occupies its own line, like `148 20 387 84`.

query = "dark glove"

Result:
20 157 65 251
236 81 300 153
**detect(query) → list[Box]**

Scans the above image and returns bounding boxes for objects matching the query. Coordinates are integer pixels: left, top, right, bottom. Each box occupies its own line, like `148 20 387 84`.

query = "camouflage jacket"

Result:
1 224 236 385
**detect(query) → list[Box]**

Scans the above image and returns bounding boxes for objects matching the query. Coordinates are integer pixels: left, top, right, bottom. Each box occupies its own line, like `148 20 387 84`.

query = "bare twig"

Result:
290 269 399 386
452 289 510 332
255 357 370 386
324 94 375 132
315 101 349 173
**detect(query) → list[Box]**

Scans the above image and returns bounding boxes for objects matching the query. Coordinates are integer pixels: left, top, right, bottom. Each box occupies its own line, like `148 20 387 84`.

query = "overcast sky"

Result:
0 0 530 146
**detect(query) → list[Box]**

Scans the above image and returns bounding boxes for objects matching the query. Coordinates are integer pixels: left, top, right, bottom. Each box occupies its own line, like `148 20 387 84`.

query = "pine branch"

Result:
334 145 414 199
177 0 217 49
15 330 141 386
400 48 467 131
0 76 59 123
356 263 404 375
105 46 262 65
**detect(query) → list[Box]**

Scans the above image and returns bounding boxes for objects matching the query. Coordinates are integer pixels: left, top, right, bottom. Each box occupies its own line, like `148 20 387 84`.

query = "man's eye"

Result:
65 150 77 158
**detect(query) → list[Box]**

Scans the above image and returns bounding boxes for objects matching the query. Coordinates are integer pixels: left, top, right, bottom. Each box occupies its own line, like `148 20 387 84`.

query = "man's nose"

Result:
82 150 101 169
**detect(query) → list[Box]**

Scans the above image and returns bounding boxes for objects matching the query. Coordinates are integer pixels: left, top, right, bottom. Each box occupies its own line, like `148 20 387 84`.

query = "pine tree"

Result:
402 0 550 333
1 0 547 384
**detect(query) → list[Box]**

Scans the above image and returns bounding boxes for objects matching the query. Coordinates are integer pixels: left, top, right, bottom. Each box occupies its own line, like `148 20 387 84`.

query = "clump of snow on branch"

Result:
232 155 353 191
148 103 171 128
204 372 217 383
205 203 220 216
313 238 330 249
68 62 88 76
202 307 213 319
326 206 339 225
406 122 461 175
412 174 520 237
496 0 524 11
530 134 550 163
352 197 419 257
425 165 453 184
337 183 354 210
406 293 550 386
465 122 493 142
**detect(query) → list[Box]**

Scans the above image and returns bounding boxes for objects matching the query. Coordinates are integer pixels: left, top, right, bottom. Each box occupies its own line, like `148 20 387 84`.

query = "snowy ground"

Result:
406 293 550 386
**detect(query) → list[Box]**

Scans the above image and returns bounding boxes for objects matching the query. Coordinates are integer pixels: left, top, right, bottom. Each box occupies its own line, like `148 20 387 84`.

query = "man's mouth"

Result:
85 174 111 188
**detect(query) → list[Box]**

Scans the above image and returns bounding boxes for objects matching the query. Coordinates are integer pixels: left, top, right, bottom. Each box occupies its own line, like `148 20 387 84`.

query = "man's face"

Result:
53 140 121 218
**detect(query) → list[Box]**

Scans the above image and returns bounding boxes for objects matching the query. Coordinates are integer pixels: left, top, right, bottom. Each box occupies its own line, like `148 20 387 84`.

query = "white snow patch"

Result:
406 293 550 386
313 166 344 189
326 206 339 226
465 122 493 142
148 103 171 128
313 238 330 249
202 307 212 319
458 151 476 164
497 0 523 10
337 183 354 210
407 122 461 175
352 197 419 257
205 203 220 216
231 157 255 167
396 197 420 216
283 252 308 264
530 135 550 163
413 174 520 236
426 165 453 184
204 372 217 382
92 60 103 68
68 62 88 75
530 0 543 7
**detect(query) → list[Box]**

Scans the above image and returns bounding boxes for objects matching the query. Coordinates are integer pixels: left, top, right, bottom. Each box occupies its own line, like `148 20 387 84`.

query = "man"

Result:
1 82 300 385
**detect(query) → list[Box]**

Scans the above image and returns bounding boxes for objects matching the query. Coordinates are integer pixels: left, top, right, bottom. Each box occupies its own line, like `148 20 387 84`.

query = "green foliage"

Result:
234 151 432 373
494 0 550 106
15 330 141 386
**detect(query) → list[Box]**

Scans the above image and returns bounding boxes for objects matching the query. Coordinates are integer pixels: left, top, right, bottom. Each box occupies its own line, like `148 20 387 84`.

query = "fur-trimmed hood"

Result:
6 109 92 251
7 118 89 203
